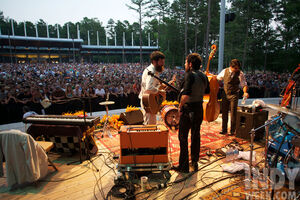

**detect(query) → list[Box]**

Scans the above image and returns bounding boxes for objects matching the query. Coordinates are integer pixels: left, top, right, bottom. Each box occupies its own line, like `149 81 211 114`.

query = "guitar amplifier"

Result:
119 125 169 164
119 110 144 125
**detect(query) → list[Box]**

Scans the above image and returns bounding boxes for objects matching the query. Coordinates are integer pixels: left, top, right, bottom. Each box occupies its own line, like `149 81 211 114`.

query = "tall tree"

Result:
106 18 115 45
184 0 189 57
146 0 170 46
126 0 151 65
273 0 300 71
205 0 211 66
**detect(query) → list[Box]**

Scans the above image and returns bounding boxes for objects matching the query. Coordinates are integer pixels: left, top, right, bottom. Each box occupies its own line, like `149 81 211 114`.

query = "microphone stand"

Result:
83 97 99 171
68 97 99 172
147 70 179 93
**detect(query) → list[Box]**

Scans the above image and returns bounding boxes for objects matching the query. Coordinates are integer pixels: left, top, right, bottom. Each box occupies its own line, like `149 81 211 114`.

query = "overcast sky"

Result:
1 0 146 26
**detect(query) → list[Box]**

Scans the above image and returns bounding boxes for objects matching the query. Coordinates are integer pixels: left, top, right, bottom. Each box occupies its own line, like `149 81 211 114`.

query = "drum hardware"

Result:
265 104 300 119
160 105 179 130
263 102 300 198
291 136 300 162
99 100 115 138
265 114 300 199
247 113 284 185
264 114 285 168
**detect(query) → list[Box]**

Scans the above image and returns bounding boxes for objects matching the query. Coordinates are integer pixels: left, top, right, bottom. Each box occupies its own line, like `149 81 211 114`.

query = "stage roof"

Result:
0 35 83 48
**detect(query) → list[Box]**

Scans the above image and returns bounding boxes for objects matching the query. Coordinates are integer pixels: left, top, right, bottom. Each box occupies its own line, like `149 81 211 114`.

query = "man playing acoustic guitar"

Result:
139 51 175 125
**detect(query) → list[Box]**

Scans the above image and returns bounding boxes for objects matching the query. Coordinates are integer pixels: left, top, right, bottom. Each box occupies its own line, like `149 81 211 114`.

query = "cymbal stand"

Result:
248 114 284 186
102 104 112 138
263 114 284 168
100 94 113 138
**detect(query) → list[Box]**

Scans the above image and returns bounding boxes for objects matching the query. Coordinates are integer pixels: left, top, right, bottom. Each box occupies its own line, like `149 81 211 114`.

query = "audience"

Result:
0 62 298 124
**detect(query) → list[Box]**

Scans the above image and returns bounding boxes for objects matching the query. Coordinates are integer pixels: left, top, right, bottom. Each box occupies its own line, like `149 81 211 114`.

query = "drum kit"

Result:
264 104 300 172
245 104 300 188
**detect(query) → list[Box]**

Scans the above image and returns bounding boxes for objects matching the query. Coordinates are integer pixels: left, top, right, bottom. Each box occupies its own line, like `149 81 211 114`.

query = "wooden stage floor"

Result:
1 105 299 199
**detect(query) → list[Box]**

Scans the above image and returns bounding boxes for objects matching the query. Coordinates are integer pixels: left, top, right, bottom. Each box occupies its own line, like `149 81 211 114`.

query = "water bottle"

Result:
226 148 233 162
229 148 234 162
241 96 247 104
251 104 256 113
225 149 230 162
233 148 239 161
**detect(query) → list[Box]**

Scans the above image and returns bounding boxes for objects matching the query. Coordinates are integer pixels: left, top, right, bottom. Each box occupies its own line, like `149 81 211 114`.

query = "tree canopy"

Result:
0 0 299 72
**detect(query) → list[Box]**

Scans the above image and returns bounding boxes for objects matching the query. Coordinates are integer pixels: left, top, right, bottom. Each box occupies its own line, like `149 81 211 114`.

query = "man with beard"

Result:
139 51 168 125
173 53 210 173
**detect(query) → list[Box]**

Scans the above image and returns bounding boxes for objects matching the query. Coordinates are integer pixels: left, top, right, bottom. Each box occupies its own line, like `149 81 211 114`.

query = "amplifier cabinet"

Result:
119 125 169 164
236 109 268 141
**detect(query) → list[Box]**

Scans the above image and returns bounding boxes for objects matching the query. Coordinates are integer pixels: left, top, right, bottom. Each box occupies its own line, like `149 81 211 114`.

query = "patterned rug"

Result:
96 120 248 166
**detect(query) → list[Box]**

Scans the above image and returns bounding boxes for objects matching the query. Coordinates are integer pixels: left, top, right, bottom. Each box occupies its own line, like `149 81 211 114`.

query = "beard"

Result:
155 65 164 73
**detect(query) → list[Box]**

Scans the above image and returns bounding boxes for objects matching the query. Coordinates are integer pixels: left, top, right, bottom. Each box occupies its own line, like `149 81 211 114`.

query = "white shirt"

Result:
95 88 105 96
73 89 82 97
217 68 247 88
139 64 161 99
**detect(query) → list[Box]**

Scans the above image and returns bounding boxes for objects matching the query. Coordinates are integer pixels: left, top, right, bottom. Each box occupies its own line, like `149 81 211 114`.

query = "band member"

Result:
139 51 166 125
217 59 249 135
174 53 210 173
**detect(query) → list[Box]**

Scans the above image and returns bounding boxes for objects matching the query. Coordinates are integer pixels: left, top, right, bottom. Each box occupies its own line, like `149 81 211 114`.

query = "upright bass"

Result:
203 45 220 122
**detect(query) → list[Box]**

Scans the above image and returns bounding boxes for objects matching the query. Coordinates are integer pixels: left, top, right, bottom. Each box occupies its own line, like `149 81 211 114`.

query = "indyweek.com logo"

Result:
244 167 299 200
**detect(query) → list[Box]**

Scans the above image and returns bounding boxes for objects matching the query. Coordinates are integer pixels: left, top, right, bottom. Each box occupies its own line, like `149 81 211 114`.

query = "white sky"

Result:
1 0 143 26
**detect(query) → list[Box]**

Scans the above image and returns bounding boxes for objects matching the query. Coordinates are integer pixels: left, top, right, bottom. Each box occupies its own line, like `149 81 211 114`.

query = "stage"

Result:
0 97 299 199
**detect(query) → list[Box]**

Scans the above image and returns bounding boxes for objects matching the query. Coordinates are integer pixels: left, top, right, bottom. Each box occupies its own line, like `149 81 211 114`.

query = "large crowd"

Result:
0 62 294 124
0 62 183 104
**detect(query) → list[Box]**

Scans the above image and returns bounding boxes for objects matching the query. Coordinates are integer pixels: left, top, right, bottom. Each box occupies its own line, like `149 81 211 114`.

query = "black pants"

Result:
178 102 203 171
221 91 239 134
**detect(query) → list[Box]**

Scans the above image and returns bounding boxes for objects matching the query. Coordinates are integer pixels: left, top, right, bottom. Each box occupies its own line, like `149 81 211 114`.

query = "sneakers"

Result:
171 166 189 173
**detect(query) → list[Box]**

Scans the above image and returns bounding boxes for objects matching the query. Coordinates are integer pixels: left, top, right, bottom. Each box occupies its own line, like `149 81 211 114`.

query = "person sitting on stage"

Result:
217 59 249 135
172 53 210 173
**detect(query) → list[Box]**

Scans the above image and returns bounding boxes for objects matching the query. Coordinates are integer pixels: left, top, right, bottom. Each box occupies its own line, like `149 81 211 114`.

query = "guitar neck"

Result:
148 71 179 93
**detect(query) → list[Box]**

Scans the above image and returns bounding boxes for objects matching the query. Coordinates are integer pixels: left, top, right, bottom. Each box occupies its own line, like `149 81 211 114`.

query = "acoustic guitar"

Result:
142 72 178 114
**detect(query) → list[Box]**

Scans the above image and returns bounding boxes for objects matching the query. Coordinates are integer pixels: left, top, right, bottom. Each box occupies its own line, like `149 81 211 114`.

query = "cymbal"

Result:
265 104 300 118
99 101 115 106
